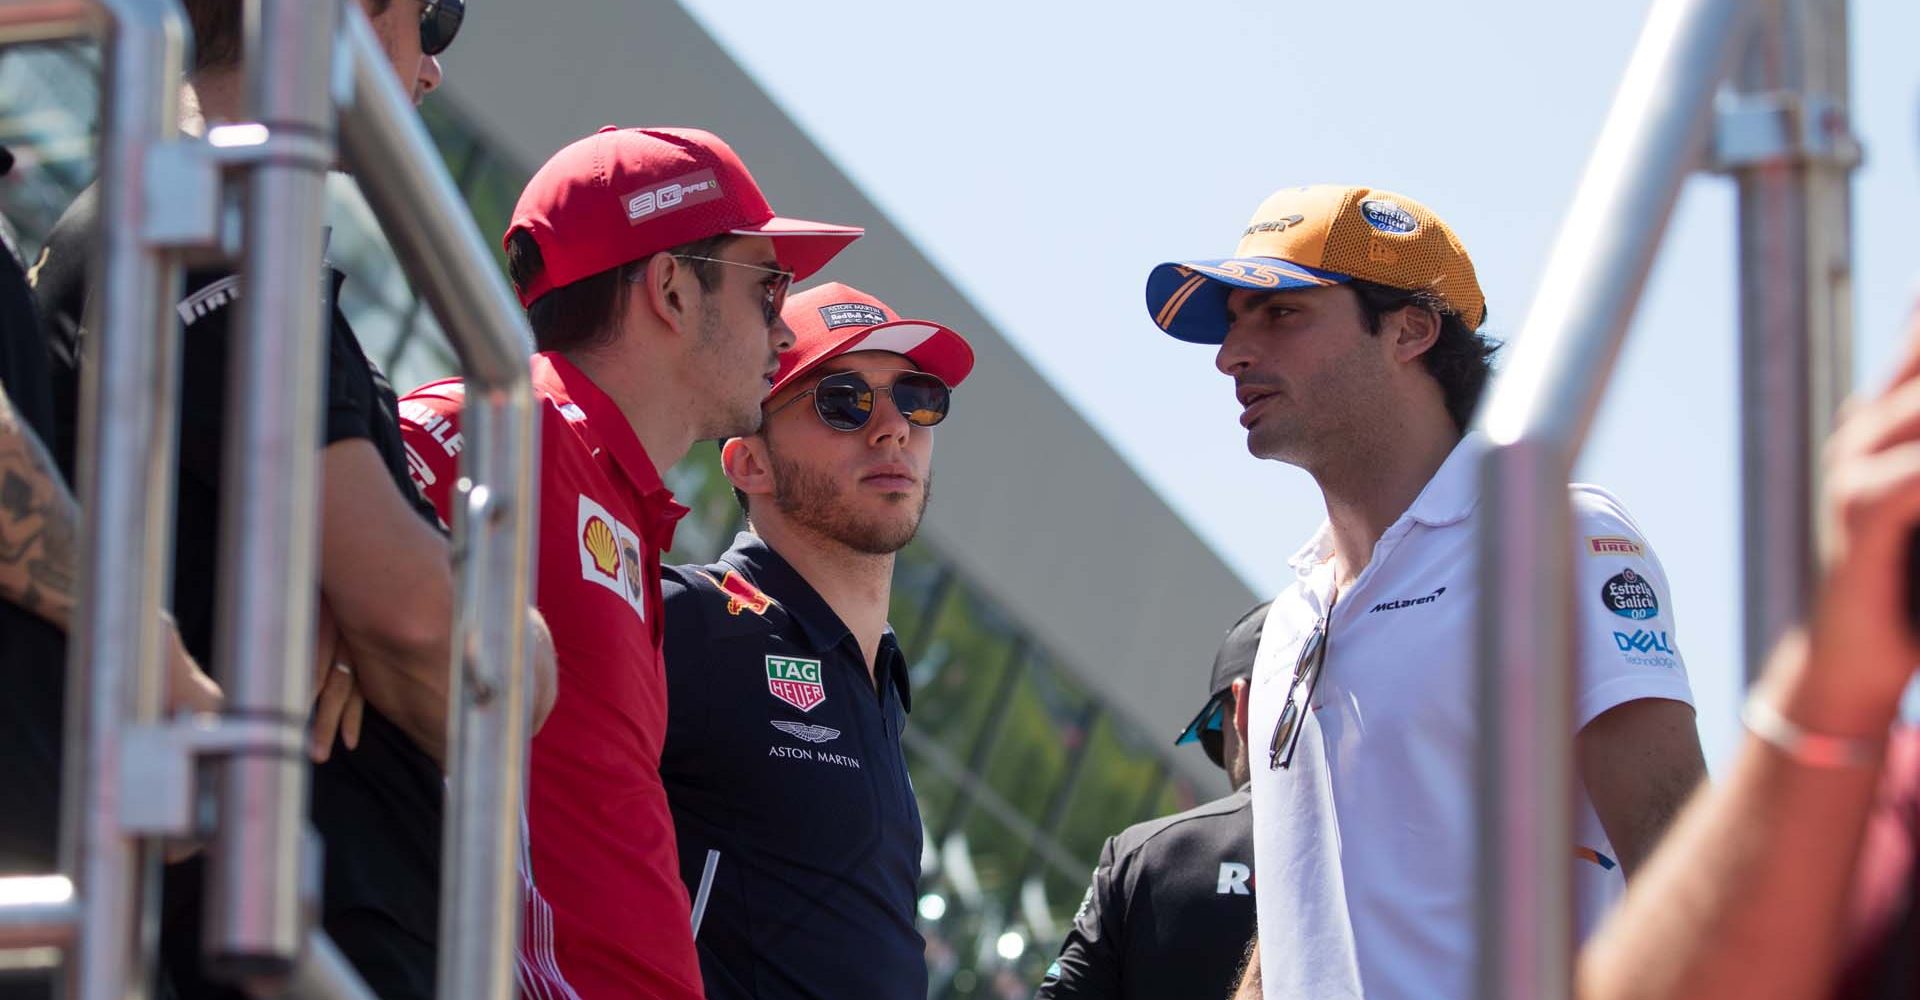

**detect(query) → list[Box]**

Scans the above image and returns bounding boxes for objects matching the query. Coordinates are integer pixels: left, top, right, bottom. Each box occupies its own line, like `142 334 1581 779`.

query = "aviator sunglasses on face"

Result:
671 255 794 327
419 0 464 56
768 370 952 432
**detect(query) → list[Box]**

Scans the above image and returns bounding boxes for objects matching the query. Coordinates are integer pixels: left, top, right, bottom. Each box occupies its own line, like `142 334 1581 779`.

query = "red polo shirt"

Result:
399 352 700 1000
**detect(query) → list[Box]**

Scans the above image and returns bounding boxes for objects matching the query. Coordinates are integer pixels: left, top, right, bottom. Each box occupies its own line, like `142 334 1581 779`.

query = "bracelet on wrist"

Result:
1741 696 1887 769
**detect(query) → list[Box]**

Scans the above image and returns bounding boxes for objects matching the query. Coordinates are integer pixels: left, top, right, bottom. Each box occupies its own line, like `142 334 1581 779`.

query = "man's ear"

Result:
639 252 696 336
721 435 774 505
1390 305 1443 365
1231 677 1251 746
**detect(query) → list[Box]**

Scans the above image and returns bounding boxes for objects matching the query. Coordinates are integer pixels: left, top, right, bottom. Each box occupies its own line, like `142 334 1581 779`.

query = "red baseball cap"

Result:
770 282 975 398
506 125 864 308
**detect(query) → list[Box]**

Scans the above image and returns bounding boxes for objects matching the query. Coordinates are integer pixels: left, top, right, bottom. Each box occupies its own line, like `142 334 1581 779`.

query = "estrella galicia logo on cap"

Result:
1360 199 1418 234
1601 568 1659 620
819 302 888 330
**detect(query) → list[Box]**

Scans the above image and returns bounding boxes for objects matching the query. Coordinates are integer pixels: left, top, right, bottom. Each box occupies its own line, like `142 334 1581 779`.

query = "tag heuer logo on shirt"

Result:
577 495 646 624
766 655 827 712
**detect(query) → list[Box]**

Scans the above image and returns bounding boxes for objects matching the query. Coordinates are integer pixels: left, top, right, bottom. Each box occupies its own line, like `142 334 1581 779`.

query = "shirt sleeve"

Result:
393 386 464 531
1570 485 1697 729
657 568 712 777
1035 836 1124 999
323 308 376 448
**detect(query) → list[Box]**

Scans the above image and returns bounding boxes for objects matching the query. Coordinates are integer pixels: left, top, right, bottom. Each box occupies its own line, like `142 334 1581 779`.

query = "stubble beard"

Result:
692 299 772 441
769 448 931 556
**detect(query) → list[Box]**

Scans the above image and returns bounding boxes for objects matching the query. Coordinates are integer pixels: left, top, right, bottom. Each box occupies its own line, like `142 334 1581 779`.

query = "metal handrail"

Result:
0 2 538 998
58 3 187 999
337 9 538 1000
1472 0 1764 998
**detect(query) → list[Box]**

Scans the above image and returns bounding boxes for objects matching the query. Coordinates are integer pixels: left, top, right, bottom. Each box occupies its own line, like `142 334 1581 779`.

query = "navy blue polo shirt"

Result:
660 532 925 1000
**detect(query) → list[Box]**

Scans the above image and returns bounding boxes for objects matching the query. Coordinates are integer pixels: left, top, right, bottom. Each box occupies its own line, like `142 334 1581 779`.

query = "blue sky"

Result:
680 0 1920 764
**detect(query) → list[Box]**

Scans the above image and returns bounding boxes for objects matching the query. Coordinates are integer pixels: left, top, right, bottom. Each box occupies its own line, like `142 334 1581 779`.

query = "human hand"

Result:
310 599 365 763
163 617 221 715
1801 301 1920 728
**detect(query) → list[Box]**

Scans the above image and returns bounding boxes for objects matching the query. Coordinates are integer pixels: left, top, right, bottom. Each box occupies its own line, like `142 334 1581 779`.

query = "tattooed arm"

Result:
0 384 78 627
0 385 219 712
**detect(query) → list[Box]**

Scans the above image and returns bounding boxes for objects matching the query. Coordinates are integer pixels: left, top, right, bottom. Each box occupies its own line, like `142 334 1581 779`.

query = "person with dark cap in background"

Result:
1033 602 1265 1000
658 281 973 1000
401 130 863 1000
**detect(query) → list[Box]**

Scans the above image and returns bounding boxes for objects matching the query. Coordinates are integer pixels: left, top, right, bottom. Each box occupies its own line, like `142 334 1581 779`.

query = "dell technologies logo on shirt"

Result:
1368 586 1447 614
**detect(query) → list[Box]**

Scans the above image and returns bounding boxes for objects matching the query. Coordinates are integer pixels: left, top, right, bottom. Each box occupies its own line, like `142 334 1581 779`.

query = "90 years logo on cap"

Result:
1601 568 1659 620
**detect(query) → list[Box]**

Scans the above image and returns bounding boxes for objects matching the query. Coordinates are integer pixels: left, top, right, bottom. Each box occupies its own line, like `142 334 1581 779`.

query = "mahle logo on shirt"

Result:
766 655 827 712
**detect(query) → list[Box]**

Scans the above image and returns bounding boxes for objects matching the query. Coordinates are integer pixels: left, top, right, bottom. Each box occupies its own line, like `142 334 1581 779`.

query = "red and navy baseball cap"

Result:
1145 185 1486 345
1174 601 1271 769
769 282 975 398
506 126 864 308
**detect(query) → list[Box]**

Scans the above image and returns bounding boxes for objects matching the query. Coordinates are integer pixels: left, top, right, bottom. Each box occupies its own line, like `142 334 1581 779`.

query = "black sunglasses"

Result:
1269 595 1337 770
419 0 464 57
771 370 952 432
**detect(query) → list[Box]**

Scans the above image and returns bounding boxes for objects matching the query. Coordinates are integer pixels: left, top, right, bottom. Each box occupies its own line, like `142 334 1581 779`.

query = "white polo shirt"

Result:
1250 435 1695 1000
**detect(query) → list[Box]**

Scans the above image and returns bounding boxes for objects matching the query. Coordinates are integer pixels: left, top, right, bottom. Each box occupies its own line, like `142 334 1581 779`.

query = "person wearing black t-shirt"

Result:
30 2 552 998
0 167 219 1000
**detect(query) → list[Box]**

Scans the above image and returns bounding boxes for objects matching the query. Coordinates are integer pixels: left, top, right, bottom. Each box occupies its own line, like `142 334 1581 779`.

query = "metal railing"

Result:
0 2 539 998
1474 0 1856 998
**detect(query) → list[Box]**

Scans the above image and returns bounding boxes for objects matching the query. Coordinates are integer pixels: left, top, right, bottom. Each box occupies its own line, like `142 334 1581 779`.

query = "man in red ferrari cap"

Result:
657 282 973 1000
398 126 862 1000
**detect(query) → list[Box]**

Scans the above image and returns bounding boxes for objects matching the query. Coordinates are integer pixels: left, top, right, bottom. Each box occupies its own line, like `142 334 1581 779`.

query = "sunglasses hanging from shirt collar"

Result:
419 0 464 57
771 370 952 432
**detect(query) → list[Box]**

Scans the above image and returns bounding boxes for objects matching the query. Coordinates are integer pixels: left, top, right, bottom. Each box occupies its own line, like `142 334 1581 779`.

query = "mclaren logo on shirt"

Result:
577 495 646 623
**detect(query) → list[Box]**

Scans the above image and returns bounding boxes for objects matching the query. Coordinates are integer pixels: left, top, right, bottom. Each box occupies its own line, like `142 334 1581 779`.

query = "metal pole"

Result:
338 11 538 1000
1722 0 1857 685
59 3 188 999
205 0 338 986
1473 1 1754 998
0 876 78 950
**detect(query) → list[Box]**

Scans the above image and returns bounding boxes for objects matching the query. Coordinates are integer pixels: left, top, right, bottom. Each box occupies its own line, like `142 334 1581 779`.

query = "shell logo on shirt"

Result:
583 517 620 578
576 495 646 623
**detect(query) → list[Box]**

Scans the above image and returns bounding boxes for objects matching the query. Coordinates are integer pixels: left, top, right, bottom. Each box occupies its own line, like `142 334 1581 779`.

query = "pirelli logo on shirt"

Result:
577 495 647 623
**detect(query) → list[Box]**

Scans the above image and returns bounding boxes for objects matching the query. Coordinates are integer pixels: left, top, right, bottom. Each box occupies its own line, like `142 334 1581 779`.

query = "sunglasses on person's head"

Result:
670 254 794 327
770 370 952 432
419 0 464 57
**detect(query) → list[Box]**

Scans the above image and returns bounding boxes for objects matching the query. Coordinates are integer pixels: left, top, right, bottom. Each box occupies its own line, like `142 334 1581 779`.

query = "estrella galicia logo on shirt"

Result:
1601 568 1659 620
1613 629 1678 668
766 655 827 712
576 495 646 623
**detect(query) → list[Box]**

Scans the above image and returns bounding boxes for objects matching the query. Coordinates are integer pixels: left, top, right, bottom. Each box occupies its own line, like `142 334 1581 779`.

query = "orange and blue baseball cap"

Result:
1145 185 1487 344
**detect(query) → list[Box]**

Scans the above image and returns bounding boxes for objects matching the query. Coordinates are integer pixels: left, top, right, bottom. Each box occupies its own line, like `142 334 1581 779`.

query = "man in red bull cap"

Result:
399 127 862 1000
1144 185 1706 1000
657 282 973 1000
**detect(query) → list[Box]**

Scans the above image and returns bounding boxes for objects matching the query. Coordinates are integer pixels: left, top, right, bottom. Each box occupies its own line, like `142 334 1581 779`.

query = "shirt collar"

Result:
1284 433 1485 576
533 351 689 551
718 531 912 711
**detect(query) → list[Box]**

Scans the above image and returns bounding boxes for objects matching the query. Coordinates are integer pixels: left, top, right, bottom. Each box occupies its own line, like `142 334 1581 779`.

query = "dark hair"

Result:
506 231 732 354
1348 279 1499 433
184 0 391 74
